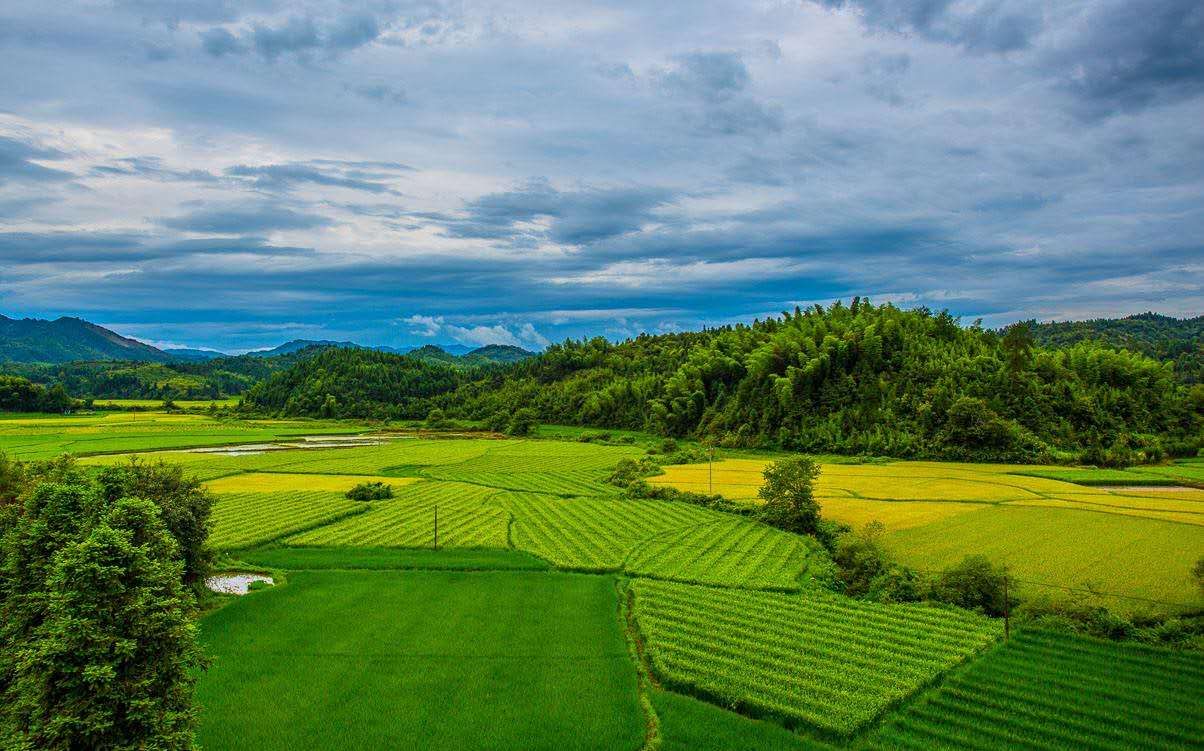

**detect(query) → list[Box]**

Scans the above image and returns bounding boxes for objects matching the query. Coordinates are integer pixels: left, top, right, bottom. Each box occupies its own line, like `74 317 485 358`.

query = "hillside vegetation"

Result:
1031 312 1203 384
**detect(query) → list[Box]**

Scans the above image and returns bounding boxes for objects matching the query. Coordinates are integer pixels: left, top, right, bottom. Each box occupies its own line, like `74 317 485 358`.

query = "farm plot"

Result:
285 481 507 548
624 518 825 590
425 468 617 496
864 629 1204 750
209 490 365 550
501 493 719 571
631 579 1000 739
195 570 644 751
205 472 418 494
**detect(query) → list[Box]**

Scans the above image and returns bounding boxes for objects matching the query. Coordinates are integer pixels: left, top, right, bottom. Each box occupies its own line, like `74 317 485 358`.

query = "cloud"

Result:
157 204 333 233
0 136 73 183
658 52 751 102
225 162 403 193
428 179 676 245
403 315 550 349
198 12 385 61
815 0 1044 53
1049 0 1204 119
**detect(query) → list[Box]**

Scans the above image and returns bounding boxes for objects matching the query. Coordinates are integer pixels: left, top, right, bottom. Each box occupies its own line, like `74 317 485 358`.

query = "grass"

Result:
652 690 824 751
631 578 1000 738
0 411 366 460
653 457 1204 611
231 546 551 571
863 629 1204 750
194 569 645 751
204 472 419 494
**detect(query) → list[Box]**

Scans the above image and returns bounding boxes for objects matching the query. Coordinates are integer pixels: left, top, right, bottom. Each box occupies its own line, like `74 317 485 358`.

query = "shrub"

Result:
929 555 1013 617
346 482 394 501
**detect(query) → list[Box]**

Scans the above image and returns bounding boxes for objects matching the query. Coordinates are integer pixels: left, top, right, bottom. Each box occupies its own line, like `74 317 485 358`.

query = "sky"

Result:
0 0 1201 353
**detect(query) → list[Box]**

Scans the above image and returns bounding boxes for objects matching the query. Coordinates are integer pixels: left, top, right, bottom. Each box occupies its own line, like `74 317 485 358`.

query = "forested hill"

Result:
1031 313 1203 384
0 314 172 364
244 302 1201 464
445 303 1201 462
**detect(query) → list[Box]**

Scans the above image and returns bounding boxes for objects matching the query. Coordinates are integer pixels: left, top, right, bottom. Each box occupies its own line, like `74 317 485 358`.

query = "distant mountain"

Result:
0 314 173 364
163 347 228 361
1031 312 1203 384
248 339 361 358
462 345 536 364
405 344 459 363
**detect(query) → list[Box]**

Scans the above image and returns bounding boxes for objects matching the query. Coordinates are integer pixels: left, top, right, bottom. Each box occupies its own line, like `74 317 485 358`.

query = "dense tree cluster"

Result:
0 376 75 414
449 302 1201 463
0 456 211 749
1031 312 1202 384
242 347 463 419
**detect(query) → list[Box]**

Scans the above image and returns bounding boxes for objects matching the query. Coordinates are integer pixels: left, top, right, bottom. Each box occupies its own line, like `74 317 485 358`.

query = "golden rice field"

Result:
652 458 1204 612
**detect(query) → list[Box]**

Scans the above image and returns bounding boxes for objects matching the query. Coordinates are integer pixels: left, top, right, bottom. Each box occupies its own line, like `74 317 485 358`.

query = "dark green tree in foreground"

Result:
0 455 206 750
757 455 821 535
11 499 203 750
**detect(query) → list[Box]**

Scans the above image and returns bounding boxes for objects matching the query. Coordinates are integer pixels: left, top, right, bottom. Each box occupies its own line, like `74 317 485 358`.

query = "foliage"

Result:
97 459 215 588
441 302 1200 463
0 375 75 414
505 407 539 436
757 456 821 535
832 521 920 602
0 463 205 749
243 347 461 419
346 481 394 501
929 554 1013 617
1030 311 1203 384
865 629 1204 750
631 578 1000 738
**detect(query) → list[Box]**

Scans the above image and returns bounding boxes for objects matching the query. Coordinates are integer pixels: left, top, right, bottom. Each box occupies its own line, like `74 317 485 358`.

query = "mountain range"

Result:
0 315 532 365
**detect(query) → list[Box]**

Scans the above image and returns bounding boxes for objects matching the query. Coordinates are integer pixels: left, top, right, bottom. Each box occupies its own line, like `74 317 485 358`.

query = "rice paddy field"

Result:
653 457 1204 612
7 418 1201 749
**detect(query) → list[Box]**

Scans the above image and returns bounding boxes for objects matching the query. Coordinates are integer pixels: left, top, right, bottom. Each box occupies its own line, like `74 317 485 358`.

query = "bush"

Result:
346 481 394 501
929 555 1014 617
506 408 539 437
608 457 662 487
425 408 449 429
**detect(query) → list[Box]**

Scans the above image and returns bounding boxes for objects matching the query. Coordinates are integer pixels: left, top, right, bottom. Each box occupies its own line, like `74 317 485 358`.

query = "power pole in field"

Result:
1003 575 1010 640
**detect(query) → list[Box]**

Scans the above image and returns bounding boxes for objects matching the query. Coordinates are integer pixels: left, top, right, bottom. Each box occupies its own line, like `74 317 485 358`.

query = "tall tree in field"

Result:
1001 320 1035 374
757 455 821 535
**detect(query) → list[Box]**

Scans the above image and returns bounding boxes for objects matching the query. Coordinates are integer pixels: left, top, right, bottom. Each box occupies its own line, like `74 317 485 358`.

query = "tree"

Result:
10 498 203 750
96 460 214 590
1194 556 1204 596
507 408 539 437
1001 320 1035 373
757 455 821 535
930 555 1012 616
425 408 448 429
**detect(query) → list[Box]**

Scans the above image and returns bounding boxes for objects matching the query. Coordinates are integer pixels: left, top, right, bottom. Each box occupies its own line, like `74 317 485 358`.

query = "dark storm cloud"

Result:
1050 0 1204 119
0 136 73 183
157 204 333 233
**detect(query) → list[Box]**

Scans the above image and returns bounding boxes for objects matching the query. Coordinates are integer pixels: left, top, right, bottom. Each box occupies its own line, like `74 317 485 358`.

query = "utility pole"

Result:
708 444 715 494
433 505 438 551
1003 575 1010 641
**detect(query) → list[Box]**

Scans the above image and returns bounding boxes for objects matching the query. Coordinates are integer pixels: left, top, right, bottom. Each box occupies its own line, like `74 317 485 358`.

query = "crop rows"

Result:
209 490 365 550
426 468 617 496
285 481 507 548
502 493 717 570
452 441 644 472
630 579 1000 738
865 630 1204 750
625 518 821 590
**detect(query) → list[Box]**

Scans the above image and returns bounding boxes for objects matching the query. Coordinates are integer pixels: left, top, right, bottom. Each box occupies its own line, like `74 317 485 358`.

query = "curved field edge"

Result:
628 579 1001 742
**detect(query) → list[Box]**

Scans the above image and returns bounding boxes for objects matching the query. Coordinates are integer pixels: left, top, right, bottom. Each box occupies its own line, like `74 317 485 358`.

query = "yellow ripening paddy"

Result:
650 459 1204 530
204 472 420 494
